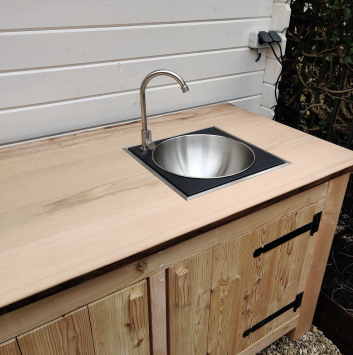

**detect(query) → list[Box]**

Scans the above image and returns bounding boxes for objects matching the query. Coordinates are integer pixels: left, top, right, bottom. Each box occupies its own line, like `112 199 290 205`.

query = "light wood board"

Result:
0 0 273 30
0 19 270 71
88 280 150 355
168 250 213 355
17 307 95 355
0 103 352 313
207 204 317 354
149 271 167 355
0 339 21 355
237 316 299 355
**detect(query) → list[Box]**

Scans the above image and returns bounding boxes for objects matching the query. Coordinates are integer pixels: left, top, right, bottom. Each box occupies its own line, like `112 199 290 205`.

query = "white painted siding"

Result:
0 0 289 144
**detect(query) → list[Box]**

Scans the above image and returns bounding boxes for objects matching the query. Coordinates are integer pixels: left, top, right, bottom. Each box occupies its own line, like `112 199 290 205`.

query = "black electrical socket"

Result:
258 31 273 44
268 31 282 43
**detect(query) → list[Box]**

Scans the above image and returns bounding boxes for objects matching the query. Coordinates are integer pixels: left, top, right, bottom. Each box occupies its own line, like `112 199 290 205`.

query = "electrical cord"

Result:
269 42 284 121
269 42 283 65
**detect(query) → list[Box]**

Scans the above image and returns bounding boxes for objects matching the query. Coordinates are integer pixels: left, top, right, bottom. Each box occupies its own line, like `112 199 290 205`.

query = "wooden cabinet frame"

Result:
0 175 349 355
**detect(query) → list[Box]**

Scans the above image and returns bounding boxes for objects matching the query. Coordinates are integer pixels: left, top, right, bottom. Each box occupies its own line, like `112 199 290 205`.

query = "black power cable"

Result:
268 31 284 121
253 31 284 121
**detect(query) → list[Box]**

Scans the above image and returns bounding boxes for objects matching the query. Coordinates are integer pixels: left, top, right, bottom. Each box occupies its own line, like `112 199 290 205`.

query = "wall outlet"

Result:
249 31 271 49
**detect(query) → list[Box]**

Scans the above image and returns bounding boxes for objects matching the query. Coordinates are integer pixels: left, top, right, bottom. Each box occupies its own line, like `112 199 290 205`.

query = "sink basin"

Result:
152 134 255 179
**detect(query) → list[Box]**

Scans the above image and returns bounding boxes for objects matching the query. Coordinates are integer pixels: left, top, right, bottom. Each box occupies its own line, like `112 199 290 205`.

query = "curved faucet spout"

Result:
140 70 189 151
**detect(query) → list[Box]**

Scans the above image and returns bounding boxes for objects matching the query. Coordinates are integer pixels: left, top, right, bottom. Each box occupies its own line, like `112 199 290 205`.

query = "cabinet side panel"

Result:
168 250 213 355
17 307 95 355
288 174 350 340
88 279 150 355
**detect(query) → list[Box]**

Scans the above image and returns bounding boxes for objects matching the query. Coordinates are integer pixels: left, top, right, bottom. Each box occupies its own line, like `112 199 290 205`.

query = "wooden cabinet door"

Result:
168 250 213 355
207 203 318 355
0 339 21 355
17 307 95 355
88 279 150 355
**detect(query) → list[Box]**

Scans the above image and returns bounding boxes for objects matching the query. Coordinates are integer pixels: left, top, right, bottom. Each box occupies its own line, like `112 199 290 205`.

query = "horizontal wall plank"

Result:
0 49 265 109
0 19 270 71
259 106 274 119
261 83 277 109
264 58 281 85
0 0 273 30
229 95 262 115
0 71 264 144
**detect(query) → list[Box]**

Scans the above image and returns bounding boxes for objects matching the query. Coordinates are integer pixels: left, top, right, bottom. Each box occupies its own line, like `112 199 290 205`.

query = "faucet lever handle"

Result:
140 130 156 151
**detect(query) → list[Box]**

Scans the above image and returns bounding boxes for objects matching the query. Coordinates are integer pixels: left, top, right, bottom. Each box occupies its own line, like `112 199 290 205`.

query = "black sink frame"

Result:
124 126 290 200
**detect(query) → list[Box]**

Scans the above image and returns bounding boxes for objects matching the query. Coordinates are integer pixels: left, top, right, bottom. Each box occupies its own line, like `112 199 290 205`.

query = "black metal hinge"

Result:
253 212 322 258
243 292 304 338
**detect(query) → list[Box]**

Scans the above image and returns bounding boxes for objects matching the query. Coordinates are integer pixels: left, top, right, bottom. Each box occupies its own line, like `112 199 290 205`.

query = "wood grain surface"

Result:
0 103 352 312
17 307 95 355
0 340 21 355
0 184 328 344
168 251 213 355
149 271 167 355
88 280 150 355
175 268 190 307
130 291 145 331
288 174 350 340
207 203 318 355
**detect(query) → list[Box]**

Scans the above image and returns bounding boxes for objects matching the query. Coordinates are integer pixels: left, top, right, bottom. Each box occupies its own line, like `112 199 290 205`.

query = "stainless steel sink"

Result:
152 134 255 179
124 126 289 200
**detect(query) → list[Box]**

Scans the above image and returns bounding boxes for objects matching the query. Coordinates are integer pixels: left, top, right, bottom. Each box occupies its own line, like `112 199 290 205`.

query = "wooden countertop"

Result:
1 103 353 311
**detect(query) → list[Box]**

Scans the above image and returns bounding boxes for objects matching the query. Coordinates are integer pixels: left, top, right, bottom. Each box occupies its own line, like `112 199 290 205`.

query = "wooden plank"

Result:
0 49 265 110
149 271 167 355
130 291 145 331
0 339 21 355
313 291 353 355
261 83 277 109
265 205 315 332
175 268 190 307
207 204 316 355
88 280 149 355
237 316 299 355
17 307 95 355
264 58 282 85
0 186 328 343
0 72 264 144
288 174 350 340
297 199 325 293
0 0 273 30
0 19 270 71
168 250 213 355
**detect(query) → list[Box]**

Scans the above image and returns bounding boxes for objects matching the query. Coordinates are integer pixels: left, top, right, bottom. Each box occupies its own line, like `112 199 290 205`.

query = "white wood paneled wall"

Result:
0 0 290 144
260 0 291 119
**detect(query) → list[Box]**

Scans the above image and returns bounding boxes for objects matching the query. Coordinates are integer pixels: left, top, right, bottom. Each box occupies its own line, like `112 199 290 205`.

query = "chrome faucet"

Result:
140 70 189 151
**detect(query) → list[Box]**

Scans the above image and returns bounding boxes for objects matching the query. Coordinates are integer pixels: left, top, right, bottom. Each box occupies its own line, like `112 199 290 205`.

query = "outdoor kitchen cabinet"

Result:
0 177 348 355
1 104 352 355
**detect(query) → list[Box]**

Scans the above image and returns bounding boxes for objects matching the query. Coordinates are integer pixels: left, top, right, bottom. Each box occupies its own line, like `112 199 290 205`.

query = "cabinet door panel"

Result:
17 307 94 355
168 250 213 355
0 339 21 355
208 204 317 355
88 279 149 355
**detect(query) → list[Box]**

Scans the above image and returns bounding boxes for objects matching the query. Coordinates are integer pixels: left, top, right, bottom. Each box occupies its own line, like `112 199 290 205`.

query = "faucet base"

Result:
140 130 156 151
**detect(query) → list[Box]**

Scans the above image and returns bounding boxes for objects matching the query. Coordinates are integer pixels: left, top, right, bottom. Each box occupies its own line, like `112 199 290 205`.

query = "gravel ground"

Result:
257 325 342 355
